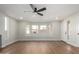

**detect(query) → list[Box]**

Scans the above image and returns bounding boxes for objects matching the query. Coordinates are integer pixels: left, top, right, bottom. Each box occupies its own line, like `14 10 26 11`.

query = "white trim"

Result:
18 39 61 41
2 39 18 48
62 39 79 47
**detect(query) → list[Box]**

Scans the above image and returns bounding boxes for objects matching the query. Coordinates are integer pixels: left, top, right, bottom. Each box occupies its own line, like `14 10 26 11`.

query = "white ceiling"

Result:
0 4 79 22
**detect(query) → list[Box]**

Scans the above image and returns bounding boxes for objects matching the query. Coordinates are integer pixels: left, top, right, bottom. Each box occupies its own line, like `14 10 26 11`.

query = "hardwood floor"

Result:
0 41 79 54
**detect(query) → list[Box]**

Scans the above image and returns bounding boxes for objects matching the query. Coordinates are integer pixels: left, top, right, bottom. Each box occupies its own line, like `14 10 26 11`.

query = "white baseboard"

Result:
62 39 79 47
18 39 61 41
2 39 79 48
1 39 61 48
2 40 18 48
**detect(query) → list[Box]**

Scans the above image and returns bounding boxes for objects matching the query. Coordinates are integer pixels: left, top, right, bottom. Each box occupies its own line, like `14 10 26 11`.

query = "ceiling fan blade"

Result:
37 7 46 12
30 4 38 12
37 13 43 16
30 4 35 10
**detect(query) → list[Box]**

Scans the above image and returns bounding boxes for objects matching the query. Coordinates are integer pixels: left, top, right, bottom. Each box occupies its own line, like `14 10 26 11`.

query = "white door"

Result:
76 19 79 44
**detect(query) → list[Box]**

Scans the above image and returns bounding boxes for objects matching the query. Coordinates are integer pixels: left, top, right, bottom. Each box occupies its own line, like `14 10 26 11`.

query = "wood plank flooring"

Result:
0 41 79 54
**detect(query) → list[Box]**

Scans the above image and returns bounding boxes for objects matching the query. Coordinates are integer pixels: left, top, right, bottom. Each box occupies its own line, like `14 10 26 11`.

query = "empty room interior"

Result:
0 4 79 54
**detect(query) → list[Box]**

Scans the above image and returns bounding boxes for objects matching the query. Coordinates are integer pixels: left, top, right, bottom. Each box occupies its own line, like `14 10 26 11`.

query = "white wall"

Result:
61 12 79 47
0 13 5 48
4 17 18 47
0 12 18 47
18 21 61 41
51 21 61 39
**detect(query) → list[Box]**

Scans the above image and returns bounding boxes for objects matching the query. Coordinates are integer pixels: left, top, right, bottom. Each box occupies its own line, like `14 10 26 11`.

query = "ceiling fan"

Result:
24 4 46 16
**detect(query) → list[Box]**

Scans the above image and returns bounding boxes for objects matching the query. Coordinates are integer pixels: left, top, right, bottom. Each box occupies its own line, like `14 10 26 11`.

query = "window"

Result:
25 25 30 34
5 16 8 31
32 25 38 29
25 24 49 34
32 25 38 34
40 25 47 30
